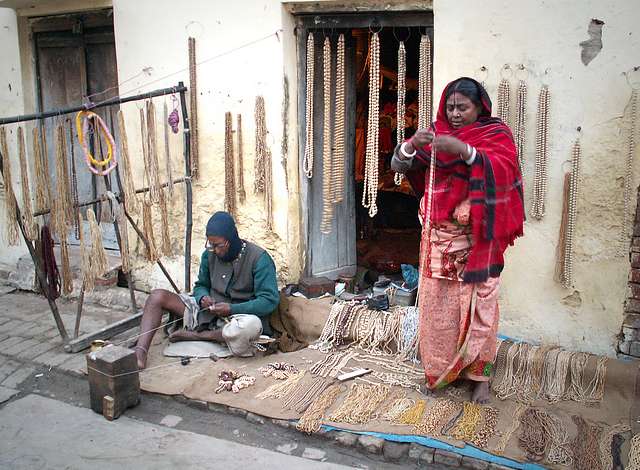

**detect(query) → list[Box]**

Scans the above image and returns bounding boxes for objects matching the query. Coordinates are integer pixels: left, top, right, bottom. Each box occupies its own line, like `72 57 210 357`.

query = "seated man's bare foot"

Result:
169 329 224 343
133 345 147 370
471 381 490 404
169 329 195 343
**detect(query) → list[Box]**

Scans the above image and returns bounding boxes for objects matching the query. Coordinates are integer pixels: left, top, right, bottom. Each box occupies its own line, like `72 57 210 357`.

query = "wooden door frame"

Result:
295 11 434 277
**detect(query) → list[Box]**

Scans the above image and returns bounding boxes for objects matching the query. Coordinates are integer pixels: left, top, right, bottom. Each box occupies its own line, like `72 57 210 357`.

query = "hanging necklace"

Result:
188 36 199 180
224 111 236 217
395 40 406 185
514 66 528 174
362 32 380 218
320 36 334 234
497 65 511 125
303 33 315 179
621 88 638 255
418 34 432 128
236 114 246 203
531 85 550 220
68 121 81 239
332 33 346 203
562 139 581 289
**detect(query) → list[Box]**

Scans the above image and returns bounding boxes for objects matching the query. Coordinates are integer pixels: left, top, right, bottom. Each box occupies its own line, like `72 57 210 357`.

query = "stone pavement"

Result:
0 394 352 470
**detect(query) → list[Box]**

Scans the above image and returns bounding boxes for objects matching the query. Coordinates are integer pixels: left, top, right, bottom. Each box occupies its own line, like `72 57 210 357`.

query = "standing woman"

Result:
391 77 524 403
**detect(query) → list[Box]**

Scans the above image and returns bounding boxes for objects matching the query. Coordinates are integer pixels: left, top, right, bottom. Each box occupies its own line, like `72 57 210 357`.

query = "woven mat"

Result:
137 337 639 469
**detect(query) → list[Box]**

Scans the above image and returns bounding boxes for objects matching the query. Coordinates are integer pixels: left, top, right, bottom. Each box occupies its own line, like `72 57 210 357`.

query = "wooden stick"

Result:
74 282 85 339
179 81 193 292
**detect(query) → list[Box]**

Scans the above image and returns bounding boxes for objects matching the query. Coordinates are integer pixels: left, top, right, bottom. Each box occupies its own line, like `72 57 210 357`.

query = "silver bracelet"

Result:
400 141 417 158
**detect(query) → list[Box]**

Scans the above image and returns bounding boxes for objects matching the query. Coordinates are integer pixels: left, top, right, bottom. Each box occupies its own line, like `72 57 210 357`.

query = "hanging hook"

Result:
392 26 410 43
499 64 513 80
369 19 382 34
477 66 489 83
515 64 528 81
624 66 640 90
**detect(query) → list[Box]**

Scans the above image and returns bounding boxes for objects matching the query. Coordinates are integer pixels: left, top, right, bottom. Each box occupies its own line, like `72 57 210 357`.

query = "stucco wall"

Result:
433 0 640 355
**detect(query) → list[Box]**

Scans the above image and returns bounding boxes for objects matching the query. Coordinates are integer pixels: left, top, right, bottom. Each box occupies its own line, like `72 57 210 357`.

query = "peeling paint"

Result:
580 18 604 66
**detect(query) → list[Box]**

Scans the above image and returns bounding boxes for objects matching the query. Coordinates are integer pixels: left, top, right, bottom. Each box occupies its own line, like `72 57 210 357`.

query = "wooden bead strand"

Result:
514 72 528 174
362 32 380 218
418 35 432 129
320 36 334 234
562 140 581 289
497 66 511 125
224 111 236 217
303 33 315 179
531 85 550 220
394 40 406 186
332 34 346 204
236 114 246 203
621 89 638 255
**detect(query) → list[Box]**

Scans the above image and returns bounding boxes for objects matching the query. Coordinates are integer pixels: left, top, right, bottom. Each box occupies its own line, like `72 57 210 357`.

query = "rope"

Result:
418 35 432 129
162 101 175 197
158 190 172 257
116 110 140 215
531 85 550 220
0 127 19 245
236 114 246 203
224 111 236 217
40 225 61 299
332 34 346 203
188 36 199 180
78 210 94 291
303 33 315 179
87 356 209 378
16 126 37 240
362 32 380 218
320 36 334 234
395 40 406 185
32 126 51 215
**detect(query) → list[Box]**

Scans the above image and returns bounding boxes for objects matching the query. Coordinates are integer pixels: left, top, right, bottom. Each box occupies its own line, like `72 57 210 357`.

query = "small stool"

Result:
87 345 140 419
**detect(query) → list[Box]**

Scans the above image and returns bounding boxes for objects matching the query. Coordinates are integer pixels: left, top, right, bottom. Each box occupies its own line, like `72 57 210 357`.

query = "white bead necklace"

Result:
362 32 380 218
531 85 550 220
514 77 528 175
394 40 406 186
417 35 432 129
332 34 346 204
303 33 315 179
621 89 638 255
562 139 581 289
320 37 334 234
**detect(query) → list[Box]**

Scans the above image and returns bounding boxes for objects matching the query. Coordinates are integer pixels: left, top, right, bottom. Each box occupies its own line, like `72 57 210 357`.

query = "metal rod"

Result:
0 85 188 125
122 208 180 293
0 151 69 342
32 176 188 217
178 81 193 292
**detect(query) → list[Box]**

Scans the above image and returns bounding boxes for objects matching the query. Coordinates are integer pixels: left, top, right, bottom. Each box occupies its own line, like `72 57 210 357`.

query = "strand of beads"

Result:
303 34 315 178
621 89 638 255
562 140 581 289
332 34 346 203
497 76 511 125
417 35 432 128
320 37 334 234
531 85 550 220
224 111 236 217
362 32 380 217
394 41 407 185
514 78 528 175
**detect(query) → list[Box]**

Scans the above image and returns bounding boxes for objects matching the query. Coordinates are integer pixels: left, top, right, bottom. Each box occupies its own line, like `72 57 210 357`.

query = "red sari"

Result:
408 78 524 389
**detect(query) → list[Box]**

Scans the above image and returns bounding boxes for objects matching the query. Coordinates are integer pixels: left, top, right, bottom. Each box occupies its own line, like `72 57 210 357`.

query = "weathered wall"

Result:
0 7 27 270
433 0 640 355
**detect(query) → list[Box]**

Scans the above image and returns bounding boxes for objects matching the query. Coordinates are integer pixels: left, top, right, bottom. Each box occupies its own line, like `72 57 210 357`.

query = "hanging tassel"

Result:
32 126 51 215
142 199 159 262
52 123 72 237
104 192 131 274
59 233 73 296
86 208 108 280
254 96 273 231
514 77 528 174
236 114 246 204
16 127 38 240
224 112 236 217
162 101 175 197
0 127 20 245
145 100 163 204
117 110 140 215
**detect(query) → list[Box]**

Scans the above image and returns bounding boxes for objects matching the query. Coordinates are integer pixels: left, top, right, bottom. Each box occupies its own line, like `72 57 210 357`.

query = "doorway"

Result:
296 13 433 279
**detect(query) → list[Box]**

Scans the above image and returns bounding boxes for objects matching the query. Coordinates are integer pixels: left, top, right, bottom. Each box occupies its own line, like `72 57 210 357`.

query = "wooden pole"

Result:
178 81 193 292
74 282 85 338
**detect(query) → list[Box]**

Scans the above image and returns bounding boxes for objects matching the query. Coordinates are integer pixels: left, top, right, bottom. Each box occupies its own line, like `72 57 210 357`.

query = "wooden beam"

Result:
64 311 143 353
283 1 433 15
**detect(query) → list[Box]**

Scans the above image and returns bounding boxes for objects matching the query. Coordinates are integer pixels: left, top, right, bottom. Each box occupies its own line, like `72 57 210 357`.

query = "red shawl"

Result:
407 77 524 283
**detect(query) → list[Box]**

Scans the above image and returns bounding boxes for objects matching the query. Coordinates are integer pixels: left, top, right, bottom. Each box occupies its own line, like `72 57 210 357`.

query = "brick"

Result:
333 431 358 447
22 323 56 338
1 365 35 388
32 349 69 367
357 435 384 454
623 326 640 341
2 338 40 356
434 449 462 467
8 321 38 336
245 412 265 425
624 314 640 329
630 270 640 284
0 336 26 353
0 358 21 382
630 284 640 300
408 443 424 461
626 300 640 314
619 341 631 355
16 340 58 361
418 447 435 464
462 456 490 469
0 319 25 334
630 341 640 357
382 441 409 461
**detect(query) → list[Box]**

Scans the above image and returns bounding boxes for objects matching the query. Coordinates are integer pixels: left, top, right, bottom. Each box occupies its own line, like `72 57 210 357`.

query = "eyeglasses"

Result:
205 240 227 252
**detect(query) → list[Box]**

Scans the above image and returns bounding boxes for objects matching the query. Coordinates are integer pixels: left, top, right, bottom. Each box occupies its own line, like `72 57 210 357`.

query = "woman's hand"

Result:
432 135 467 156
403 129 434 155
454 199 471 225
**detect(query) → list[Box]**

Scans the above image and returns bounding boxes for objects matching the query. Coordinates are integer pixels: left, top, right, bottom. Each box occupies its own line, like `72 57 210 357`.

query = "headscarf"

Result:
205 211 243 262
408 77 524 283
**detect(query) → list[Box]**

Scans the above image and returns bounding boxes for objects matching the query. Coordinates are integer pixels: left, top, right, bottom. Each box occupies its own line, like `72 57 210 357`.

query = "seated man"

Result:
133 211 279 369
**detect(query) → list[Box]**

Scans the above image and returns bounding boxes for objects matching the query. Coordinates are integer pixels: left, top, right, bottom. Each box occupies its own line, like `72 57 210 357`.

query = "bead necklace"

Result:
162 101 175 197
256 370 306 400
543 349 572 402
188 36 199 180
281 76 290 192
259 362 299 380
296 383 342 434
571 415 604 470
332 34 346 203
514 78 527 175
414 398 460 436
531 85 550 220
224 111 236 217
362 32 380 217
236 114 246 203
396 398 426 426
628 433 640 470
417 35 432 129
470 406 499 449
394 40 406 185
621 89 638 255
32 126 50 215
303 33 315 179
284 376 332 413
449 401 483 442
497 75 511 125
493 403 527 455
381 397 414 422
562 139 581 289
68 122 81 239
329 382 390 424
320 36 334 234
518 407 551 462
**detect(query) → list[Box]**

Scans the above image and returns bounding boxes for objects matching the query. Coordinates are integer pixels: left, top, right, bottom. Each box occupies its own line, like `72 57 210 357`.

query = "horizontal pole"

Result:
0 84 188 125
33 176 189 217
64 311 143 353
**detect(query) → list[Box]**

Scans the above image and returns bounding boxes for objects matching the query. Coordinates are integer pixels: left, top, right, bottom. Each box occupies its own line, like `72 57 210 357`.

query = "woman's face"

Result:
446 92 481 129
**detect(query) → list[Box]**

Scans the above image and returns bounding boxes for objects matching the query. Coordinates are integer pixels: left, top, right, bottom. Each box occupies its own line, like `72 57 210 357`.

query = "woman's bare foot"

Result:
418 383 434 397
133 345 148 370
471 381 490 404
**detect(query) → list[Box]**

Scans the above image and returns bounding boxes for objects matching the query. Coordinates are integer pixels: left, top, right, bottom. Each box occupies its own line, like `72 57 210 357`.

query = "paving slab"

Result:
0 395 352 470
16 340 59 361
0 336 26 353
2 338 40 356
32 349 73 368
0 386 18 404
0 358 20 383
1 365 35 388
